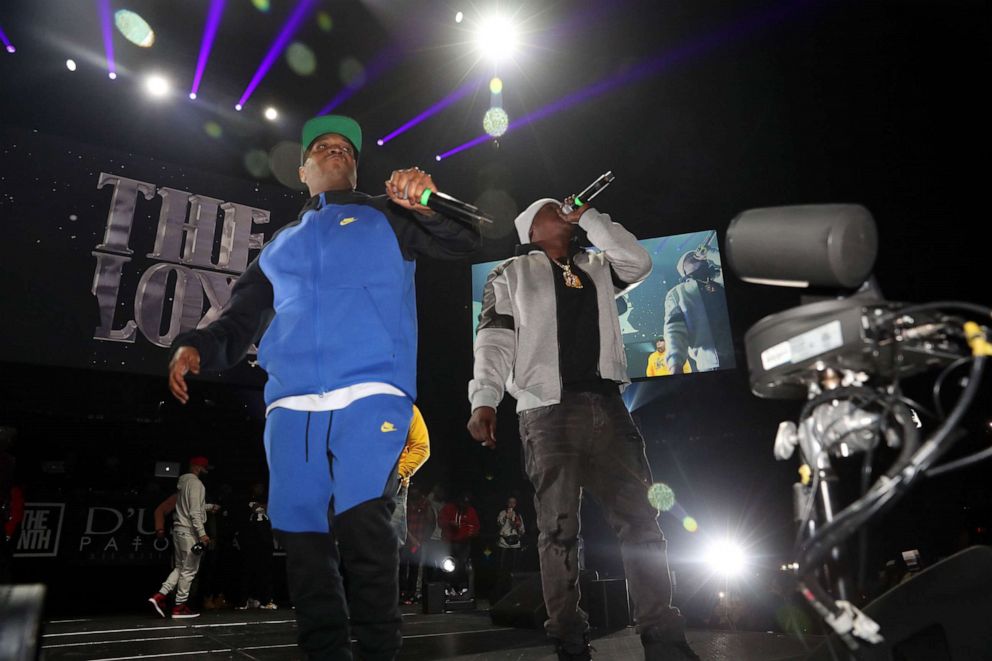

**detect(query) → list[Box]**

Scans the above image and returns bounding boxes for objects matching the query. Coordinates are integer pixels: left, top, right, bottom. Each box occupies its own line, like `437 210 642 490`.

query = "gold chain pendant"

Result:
559 263 583 289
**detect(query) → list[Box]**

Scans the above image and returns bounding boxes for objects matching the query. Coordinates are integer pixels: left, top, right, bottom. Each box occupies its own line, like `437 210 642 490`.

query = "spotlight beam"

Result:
377 79 479 146
436 0 818 161
190 0 226 98
0 24 14 53
237 0 317 109
96 0 116 76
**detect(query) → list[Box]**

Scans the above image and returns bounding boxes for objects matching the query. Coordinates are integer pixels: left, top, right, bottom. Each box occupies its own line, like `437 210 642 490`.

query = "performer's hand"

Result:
386 167 436 216
156 528 166 539
468 406 497 449
200 534 210 545
168 346 201 404
558 195 593 224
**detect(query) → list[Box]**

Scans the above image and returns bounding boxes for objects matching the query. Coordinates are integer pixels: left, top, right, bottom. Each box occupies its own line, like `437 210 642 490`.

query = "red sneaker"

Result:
148 592 167 618
171 603 200 619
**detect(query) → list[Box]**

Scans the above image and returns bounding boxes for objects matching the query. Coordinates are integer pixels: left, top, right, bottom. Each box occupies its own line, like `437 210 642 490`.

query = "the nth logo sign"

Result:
14 503 65 558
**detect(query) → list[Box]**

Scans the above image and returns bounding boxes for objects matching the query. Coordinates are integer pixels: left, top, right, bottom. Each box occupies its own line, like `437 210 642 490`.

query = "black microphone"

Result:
418 189 494 225
561 171 615 214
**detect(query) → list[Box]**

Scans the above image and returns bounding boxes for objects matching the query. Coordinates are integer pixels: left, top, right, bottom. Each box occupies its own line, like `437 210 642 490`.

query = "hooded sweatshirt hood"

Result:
513 198 559 244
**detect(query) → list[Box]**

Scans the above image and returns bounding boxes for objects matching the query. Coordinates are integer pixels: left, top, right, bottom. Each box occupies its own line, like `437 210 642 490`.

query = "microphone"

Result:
418 189 494 225
561 171 615 214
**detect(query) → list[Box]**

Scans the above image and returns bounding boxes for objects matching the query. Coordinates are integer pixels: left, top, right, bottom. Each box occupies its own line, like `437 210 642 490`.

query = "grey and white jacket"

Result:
469 209 652 413
174 473 207 539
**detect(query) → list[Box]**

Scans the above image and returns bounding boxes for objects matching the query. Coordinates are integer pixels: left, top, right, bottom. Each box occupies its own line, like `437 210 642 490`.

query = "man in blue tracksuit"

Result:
167 115 479 660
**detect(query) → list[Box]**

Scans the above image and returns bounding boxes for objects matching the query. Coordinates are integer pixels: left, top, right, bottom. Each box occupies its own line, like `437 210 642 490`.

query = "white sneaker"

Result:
236 598 261 610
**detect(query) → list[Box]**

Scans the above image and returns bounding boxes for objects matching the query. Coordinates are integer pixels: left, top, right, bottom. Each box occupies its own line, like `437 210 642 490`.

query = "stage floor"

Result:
41 606 823 660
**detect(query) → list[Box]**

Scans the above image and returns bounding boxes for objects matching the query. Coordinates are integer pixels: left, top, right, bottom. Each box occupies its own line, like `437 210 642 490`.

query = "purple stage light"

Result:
237 0 317 110
97 0 116 77
315 46 397 116
436 0 816 161
190 0 226 99
436 132 492 161
377 79 479 146
0 25 13 53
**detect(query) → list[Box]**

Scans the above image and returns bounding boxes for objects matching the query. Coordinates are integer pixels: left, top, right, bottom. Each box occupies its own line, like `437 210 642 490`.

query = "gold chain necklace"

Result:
551 257 583 289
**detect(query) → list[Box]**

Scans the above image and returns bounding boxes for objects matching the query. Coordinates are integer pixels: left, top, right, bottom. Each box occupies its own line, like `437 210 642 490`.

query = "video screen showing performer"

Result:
471 229 734 380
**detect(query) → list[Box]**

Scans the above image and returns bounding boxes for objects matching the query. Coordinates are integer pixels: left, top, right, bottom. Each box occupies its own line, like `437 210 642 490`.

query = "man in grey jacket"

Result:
662 249 734 373
148 456 211 619
467 198 698 661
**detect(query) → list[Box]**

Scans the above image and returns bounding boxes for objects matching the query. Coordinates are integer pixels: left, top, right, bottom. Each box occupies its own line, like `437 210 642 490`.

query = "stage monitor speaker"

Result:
583 578 632 630
489 570 539 607
490 573 547 629
808 545 992 661
0 584 46 661
422 582 445 615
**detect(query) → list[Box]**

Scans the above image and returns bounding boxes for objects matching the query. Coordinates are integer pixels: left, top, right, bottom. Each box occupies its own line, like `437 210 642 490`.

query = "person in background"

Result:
496 496 525 572
200 485 232 610
645 337 690 377
401 485 434 604
391 405 430 546
0 427 24 584
388 405 430 607
148 456 212 619
238 482 277 610
662 250 734 374
439 493 480 596
422 483 447 589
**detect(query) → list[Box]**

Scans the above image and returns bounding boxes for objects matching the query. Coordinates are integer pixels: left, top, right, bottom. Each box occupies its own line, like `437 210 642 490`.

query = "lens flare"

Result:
647 483 675 511
204 122 223 139
114 9 155 47
286 41 316 76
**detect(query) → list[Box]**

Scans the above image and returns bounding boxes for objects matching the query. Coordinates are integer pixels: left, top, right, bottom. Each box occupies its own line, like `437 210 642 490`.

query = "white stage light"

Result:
264 107 278 121
705 540 747 577
108 71 117 80
475 15 518 62
189 92 197 100
441 557 456 573
145 75 169 97
455 11 464 23
66 59 77 72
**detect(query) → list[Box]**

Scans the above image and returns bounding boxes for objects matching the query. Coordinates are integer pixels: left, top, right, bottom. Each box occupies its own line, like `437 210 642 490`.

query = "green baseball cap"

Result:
300 114 362 162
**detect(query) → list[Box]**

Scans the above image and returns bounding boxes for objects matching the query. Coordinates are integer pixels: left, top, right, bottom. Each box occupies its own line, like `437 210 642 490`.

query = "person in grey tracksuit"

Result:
148 456 211 619
467 197 699 661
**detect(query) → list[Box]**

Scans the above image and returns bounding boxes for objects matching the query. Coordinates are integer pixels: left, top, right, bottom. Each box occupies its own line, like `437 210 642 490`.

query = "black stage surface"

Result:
40 606 822 660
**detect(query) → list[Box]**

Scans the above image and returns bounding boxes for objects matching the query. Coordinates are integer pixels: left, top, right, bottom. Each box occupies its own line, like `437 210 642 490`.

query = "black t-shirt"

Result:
551 255 618 395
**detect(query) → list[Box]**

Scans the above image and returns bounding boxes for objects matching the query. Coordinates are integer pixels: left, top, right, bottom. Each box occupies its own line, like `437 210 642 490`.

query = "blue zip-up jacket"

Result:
173 189 479 406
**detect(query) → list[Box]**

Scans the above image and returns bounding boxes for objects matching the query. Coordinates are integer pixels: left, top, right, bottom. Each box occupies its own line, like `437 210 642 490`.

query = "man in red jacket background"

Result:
438 493 479 596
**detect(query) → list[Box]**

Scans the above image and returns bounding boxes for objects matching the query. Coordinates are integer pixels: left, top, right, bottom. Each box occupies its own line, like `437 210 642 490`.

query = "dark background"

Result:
1 0 989 620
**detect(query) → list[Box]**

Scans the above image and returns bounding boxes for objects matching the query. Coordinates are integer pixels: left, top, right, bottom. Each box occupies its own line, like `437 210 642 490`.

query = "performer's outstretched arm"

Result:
168 259 274 403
